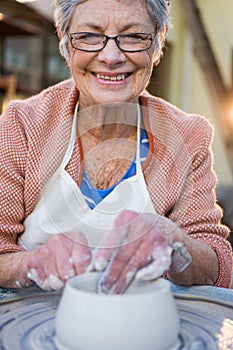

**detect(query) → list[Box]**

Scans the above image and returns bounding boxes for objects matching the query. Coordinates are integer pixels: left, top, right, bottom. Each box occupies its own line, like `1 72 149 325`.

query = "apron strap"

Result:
61 101 79 168
136 103 142 166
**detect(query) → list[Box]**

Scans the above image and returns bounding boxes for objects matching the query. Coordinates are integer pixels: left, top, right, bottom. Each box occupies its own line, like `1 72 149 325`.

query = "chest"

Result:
80 128 137 190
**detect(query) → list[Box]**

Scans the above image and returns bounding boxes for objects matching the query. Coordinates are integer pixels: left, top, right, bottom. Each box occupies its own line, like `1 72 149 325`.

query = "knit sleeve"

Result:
0 102 27 253
170 117 232 288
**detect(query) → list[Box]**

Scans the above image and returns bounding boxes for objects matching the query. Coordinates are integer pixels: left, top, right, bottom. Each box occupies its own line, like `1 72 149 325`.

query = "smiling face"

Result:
66 0 156 109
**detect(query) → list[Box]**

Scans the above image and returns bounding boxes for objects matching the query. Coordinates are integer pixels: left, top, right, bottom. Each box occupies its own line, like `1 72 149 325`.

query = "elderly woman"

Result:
0 0 232 292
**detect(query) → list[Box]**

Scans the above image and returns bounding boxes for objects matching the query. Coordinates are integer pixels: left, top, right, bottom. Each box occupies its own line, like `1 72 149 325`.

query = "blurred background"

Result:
0 0 233 244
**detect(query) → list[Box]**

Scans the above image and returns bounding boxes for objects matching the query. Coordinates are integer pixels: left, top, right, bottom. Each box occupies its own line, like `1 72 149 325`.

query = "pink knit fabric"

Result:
0 79 232 287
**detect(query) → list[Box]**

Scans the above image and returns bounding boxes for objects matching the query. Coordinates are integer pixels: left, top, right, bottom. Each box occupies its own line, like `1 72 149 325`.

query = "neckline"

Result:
61 101 142 169
82 128 149 194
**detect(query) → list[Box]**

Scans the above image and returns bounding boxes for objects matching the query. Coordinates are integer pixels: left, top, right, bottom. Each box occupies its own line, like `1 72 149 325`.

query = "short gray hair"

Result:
54 0 171 60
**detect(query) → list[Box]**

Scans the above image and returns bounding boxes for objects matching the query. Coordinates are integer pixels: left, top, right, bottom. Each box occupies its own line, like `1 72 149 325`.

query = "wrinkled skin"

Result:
0 208 218 291
25 210 190 292
92 210 191 294
27 233 92 290
0 233 91 290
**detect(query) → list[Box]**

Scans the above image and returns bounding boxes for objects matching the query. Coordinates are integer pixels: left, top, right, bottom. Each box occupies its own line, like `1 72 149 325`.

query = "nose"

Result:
98 38 126 66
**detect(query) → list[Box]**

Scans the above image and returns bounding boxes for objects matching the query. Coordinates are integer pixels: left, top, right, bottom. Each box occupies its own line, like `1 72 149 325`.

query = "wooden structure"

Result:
0 0 54 37
179 0 233 171
0 0 56 111
0 74 17 112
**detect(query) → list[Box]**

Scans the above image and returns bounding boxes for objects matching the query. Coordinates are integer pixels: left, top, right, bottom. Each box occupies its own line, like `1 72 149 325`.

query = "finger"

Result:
28 236 72 290
107 229 167 293
27 267 45 289
93 210 139 271
71 243 92 275
136 245 172 281
94 209 158 272
97 214 159 293
169 242 192 273
98 238 141 293
33 236 71 286
101 215 180 293
43 275 64 291
68 232 92 275
51 235 76 282
42 241 61 279
27 252 47 288
28 245 62 291
98 225 162 294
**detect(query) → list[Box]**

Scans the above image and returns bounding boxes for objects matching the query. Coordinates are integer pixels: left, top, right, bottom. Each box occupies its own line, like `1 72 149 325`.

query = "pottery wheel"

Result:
0 294 232 349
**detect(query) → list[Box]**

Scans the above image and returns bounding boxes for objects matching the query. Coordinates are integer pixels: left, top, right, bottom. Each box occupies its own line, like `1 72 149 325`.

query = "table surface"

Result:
0 281 232 350
170 282 233 304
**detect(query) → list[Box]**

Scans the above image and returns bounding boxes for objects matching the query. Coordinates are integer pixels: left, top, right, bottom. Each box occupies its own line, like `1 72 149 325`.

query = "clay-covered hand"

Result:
92 210 192 294
27 233 92 291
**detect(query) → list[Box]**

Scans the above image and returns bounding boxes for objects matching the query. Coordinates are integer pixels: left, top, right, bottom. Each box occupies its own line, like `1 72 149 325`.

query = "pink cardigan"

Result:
0 79 232 287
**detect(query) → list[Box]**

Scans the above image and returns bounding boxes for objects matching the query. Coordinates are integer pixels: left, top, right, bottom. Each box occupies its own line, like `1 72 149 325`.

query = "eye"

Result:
72 32 103 45
122 33 150 43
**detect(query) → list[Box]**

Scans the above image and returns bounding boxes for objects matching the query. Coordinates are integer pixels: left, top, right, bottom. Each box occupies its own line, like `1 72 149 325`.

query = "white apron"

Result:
19 103 156 249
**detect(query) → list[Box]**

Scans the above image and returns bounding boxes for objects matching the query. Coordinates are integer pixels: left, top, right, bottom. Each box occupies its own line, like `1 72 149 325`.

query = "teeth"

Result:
96 73 127 81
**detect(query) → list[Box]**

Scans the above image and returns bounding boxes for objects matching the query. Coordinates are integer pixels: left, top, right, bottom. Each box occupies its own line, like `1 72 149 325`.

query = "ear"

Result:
56 26 62 41
56 26 71 65
153 25 168 66
153 57 161 67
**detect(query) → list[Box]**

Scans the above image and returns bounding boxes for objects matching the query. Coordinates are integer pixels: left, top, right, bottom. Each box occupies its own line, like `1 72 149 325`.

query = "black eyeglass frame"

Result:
68 31 158 53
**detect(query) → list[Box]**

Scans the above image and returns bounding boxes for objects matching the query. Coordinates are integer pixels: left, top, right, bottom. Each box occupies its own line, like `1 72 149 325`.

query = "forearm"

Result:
0 251 34 289
167 234 218 286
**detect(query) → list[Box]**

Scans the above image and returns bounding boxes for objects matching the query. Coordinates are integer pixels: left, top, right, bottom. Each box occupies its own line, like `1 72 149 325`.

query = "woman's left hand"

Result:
92 210 192 294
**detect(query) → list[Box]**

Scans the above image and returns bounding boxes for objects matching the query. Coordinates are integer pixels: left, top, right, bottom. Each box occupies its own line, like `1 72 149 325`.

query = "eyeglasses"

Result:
68 31 157 53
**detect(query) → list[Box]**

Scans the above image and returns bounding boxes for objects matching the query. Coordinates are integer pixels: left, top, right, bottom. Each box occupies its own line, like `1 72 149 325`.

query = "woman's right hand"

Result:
26 233 92 291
